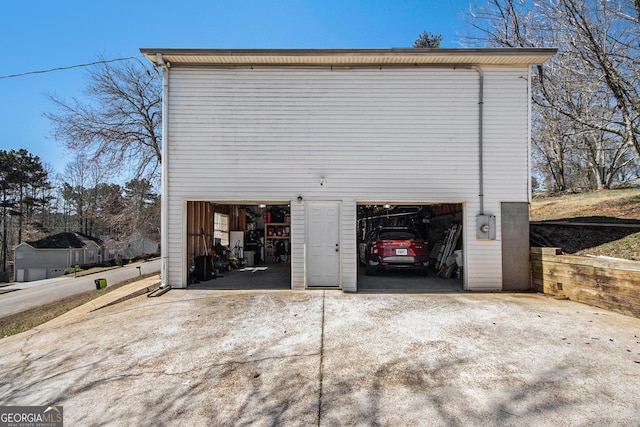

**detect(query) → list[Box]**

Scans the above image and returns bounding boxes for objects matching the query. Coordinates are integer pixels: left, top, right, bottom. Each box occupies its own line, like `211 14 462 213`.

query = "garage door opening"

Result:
186 201 291 289
357 203 464 292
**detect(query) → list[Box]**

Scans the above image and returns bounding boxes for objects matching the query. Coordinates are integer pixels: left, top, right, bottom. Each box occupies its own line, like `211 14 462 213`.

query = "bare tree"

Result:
532 107 572 191
61 156 91 235
467 0 640 190
46 57 162 182
56 156 160 240
537 0 640 165
465 0 544 48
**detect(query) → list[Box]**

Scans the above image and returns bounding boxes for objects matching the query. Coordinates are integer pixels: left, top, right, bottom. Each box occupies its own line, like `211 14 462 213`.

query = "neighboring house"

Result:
140 48 556 291
103 234 160 261
13 232 103 282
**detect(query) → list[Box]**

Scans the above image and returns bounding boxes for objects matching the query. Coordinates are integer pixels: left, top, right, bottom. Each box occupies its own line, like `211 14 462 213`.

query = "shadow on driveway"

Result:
1 289 639 425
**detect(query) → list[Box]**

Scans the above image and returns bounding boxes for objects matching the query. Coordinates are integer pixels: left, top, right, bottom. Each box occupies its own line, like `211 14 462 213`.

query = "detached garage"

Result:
140 48 556 292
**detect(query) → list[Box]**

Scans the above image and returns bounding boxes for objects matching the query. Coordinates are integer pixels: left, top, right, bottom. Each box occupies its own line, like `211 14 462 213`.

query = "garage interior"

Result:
185 201 464 291
357 203 464 292
186 201 292 290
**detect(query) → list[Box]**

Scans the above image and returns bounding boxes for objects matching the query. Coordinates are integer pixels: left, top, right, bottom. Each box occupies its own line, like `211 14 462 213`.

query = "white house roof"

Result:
140 48 557 67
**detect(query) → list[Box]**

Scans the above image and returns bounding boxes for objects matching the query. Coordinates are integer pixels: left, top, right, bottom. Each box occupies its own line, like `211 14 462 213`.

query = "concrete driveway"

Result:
1 285 639 426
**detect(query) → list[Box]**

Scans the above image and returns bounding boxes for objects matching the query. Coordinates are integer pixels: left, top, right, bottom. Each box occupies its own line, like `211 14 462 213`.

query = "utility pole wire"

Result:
0 56 148 80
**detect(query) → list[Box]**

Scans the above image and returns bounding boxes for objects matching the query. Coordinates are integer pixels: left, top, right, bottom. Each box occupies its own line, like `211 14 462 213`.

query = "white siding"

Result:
341 201 358 292
165 65 531 290
471 66 531 289
290 202 305 290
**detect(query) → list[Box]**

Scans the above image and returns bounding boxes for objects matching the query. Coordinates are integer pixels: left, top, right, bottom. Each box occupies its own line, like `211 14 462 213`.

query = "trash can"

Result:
95 278 107 289
245 251 255 267
244 242 261 265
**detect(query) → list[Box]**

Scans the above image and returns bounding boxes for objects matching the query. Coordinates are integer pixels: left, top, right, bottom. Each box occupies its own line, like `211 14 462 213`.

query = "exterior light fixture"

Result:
297 196 303 204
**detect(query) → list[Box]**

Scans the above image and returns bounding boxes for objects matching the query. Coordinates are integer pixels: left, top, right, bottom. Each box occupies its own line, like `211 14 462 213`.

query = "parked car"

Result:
359 227 428 276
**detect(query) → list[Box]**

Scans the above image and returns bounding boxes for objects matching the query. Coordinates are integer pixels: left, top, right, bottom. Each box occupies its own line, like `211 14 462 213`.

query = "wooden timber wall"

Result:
531 247 640 318
186 201 216 266
185 202 246 267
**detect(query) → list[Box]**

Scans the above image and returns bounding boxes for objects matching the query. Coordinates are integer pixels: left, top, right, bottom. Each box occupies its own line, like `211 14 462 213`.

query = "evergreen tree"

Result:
413 31 443 48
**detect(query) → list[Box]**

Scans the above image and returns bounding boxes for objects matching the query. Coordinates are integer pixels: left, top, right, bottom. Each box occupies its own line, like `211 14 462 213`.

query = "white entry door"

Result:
307 202 341 287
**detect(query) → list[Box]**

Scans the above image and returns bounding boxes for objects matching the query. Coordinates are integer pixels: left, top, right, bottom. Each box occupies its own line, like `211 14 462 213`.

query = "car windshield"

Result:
378 231 416 240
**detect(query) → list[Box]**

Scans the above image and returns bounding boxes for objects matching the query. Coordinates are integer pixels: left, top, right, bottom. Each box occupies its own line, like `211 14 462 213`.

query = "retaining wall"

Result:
531 247 640 318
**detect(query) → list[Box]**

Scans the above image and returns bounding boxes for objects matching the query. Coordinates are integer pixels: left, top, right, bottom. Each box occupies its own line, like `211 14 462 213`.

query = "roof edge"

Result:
140 47 557 67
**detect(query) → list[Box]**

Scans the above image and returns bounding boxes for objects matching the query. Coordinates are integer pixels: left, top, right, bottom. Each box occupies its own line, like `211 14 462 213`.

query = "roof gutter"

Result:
139 47 558 65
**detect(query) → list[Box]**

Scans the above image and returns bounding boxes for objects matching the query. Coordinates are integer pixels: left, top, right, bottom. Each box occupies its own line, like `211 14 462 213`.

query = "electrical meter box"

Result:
476 214 496 240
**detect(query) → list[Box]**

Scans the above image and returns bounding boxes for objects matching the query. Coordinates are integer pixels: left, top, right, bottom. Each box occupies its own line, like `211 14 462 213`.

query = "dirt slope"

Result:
530 188 640 261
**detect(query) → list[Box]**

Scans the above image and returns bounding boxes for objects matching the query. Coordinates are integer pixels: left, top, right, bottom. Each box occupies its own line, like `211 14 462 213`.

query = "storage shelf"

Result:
265 222 290 263
265 222 290 239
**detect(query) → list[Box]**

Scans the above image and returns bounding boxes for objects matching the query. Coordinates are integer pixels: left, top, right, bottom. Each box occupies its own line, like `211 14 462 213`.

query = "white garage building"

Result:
141 48 556 292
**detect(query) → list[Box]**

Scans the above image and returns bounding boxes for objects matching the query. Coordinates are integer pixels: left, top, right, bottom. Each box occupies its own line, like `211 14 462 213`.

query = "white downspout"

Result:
452 65 485 215
471 66 485 215
157 53 170 288
527 68 532 203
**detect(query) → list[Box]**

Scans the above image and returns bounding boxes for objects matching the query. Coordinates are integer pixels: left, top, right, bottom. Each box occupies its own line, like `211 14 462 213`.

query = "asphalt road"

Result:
0 259 160 318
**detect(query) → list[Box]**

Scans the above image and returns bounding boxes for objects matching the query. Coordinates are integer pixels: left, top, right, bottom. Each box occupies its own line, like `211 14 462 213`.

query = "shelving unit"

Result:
264 222 290 263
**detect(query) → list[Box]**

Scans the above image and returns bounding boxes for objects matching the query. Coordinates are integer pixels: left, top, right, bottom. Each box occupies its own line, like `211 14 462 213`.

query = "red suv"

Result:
360 227 428 276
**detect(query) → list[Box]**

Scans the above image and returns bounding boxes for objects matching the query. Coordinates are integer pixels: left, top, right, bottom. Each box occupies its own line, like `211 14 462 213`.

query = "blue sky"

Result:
0 0 474 178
